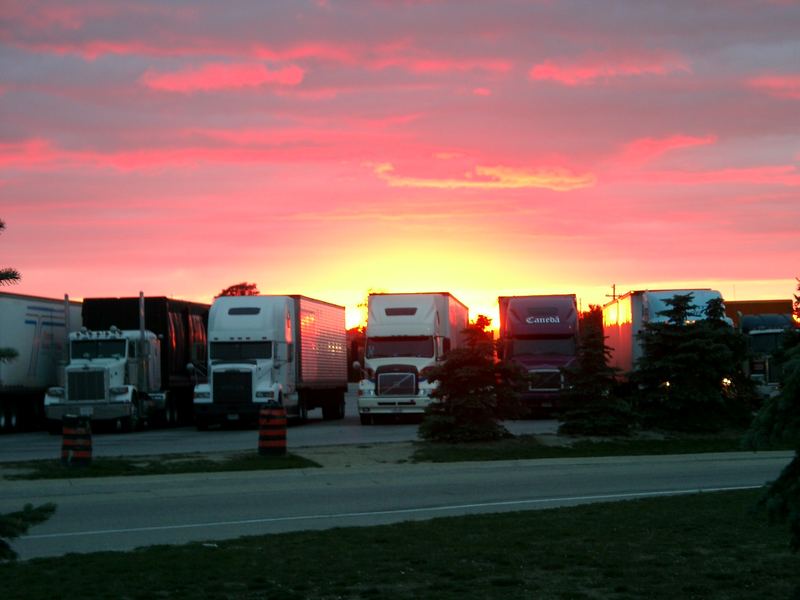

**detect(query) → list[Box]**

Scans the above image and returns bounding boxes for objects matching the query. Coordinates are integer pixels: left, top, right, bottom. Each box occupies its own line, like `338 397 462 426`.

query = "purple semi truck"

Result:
497 294 580 415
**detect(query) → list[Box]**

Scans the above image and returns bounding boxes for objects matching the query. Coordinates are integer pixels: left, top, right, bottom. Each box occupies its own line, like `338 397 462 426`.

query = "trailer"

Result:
44 295 209 431
602 289 728 376
357 292 469 424
0 292 82 432
497 294 579 413
193 295 348 428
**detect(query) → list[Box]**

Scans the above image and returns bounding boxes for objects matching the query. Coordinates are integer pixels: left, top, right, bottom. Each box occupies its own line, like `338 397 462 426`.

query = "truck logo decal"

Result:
526 316 560 324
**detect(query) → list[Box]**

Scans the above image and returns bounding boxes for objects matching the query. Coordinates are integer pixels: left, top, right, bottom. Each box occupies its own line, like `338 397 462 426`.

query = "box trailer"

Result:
602 289 728 376
497 294 579 413
0 292 82 432
357 292 469 424
193 295 348 428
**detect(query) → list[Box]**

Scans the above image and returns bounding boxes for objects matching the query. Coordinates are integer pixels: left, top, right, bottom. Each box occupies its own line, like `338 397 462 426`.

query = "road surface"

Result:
2 450 791 560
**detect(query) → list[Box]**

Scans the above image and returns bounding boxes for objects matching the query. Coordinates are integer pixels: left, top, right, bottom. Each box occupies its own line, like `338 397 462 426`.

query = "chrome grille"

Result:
529 370 561 391
213 371 252 404
377 372 415 396
68 371 105 401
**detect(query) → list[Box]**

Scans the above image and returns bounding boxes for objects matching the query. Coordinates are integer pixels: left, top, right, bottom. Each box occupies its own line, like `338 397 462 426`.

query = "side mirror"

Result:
352 361 361 371
186 363 195 372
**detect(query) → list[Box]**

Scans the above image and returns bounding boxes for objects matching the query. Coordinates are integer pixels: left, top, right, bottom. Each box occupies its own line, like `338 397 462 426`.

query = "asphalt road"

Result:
2 451 791 560
0 389 558 461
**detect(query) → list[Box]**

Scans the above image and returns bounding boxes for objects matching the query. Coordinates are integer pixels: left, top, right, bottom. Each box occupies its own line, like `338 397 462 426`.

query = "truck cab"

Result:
498 295 579 414
357 293 468 424
44 327 163 431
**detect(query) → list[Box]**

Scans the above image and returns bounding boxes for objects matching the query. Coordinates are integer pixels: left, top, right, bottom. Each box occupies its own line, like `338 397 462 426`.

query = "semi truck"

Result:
0 292 82 432
497 294 579 413
738 312 797 398
357 292 469 424
602 289 728 376
44 295 209 431
192 295 347 428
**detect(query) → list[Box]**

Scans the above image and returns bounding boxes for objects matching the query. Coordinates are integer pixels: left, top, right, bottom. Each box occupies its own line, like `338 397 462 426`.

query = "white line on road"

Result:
24 484 762 541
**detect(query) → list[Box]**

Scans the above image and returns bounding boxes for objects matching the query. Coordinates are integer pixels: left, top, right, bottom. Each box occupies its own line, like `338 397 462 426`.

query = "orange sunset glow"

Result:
1 1 798 329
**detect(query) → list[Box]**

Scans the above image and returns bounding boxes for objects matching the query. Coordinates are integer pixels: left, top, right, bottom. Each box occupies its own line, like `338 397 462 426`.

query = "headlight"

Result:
47 387 65 397
110 386 128 395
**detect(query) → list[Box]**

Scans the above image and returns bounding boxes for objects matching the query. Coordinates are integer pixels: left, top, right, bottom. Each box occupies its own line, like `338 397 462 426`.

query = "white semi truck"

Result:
0 292 82 432
192 295 348 428
357 292 469 424
602 288 730 376
44 327 165 432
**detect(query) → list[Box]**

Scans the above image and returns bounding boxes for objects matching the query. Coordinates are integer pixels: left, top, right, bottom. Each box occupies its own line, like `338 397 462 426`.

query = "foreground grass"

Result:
411 432 789 463
2 489 797 599
2 452 319 480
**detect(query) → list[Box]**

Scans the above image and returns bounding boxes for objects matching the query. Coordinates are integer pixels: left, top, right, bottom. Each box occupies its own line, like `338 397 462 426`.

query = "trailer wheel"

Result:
7 405 18 432
298 396 308 422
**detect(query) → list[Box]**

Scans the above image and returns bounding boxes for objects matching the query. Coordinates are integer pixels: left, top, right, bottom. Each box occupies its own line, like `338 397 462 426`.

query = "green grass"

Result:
411 432 791 463
2 452 319 480
2 489 797 599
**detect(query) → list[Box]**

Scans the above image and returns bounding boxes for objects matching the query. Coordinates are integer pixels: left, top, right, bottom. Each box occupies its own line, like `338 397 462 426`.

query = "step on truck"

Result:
192 295 348 428
356 292 469 424
44 294 209 432
0 292 82 433
497 294 579 415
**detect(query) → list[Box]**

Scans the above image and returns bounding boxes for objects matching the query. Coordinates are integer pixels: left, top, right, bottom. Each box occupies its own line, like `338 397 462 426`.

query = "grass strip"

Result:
2 452 319 480
411 433 791 463
2 489 797 599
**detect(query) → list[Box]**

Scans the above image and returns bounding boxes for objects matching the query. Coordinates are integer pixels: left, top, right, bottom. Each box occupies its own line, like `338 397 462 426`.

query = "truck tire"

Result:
322 398 345 421
46 419 63 435
359 414 373 425
298 396 308 422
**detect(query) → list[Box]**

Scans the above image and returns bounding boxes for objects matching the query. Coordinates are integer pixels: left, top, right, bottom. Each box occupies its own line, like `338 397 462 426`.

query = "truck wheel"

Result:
359 414 373 425
8 405 18 432
0 407 6 432
47 419 63 435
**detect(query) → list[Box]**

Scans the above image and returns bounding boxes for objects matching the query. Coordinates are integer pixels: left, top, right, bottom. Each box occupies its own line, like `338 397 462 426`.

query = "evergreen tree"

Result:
745 279 800 552
419 316 527 443
634 293 749 431
216 282 259 297
0 503 56 561
559 306 634 436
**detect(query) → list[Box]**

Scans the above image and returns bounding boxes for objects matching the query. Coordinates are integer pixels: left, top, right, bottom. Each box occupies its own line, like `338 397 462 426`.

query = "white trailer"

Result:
192 295 347 428
602 289 729 376
357 292 469 424
0 292 82 432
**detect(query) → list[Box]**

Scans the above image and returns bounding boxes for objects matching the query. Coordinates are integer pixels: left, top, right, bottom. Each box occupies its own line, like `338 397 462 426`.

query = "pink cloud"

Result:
372 163 596 192
529 53 690 86
0 139 58 167
748 74 800 99
644 165 800 187
140 62 304 92
473 87 492 96
619 134 717 164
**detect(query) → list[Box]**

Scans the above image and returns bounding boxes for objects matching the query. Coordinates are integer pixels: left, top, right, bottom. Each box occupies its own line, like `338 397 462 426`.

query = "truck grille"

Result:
213 371 252 404
377 372 416 396
529 370 561 391
68 371 105 401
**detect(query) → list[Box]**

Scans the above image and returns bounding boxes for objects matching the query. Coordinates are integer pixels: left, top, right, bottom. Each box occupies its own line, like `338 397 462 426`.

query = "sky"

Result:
1 0 798 328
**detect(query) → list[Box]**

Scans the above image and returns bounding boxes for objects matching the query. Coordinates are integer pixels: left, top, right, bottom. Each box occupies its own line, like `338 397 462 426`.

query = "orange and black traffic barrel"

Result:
61 414 92 466
258 405 287 456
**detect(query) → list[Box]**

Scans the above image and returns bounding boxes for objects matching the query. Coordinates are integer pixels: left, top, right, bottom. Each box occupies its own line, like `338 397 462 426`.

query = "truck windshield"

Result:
749 332 783 354
510 338 575 356
71 339 127 359
366 336 434 359
210 341 272 360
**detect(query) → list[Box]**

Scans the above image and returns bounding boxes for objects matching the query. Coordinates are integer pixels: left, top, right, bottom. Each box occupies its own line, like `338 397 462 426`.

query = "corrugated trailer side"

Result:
294 296 347 388
0 292 81 432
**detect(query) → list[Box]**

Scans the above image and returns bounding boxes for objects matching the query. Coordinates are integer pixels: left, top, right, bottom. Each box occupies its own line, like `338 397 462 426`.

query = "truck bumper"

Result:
45 403 134 422
520 391 562 413
193 402 264 425
357 395 431 416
